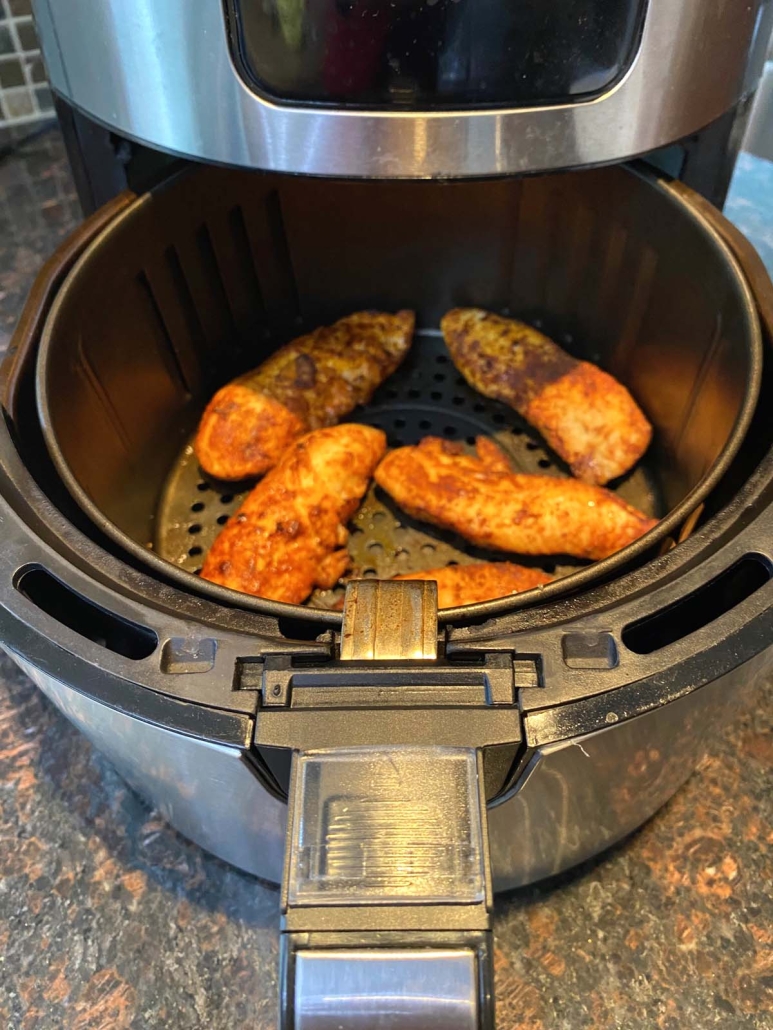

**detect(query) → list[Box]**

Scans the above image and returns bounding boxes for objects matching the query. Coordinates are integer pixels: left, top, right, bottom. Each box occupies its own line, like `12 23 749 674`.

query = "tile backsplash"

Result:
0 0 53 128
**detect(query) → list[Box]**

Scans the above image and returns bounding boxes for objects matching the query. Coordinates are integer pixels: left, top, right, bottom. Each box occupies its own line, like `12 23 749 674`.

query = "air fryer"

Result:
3 1 773 1026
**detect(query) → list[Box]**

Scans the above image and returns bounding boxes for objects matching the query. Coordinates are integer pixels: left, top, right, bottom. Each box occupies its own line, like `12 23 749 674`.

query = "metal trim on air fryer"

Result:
291 950 480 1030
31 0 766 177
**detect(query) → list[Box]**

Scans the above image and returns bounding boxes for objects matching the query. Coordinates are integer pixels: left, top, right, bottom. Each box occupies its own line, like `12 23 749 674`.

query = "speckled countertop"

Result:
0 130 772 1029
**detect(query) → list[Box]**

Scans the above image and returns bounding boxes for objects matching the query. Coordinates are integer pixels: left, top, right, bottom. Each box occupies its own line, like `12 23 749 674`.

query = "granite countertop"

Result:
0 130 772 1030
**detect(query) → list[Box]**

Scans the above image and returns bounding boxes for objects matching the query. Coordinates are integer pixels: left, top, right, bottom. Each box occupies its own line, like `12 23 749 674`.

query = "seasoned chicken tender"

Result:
395 562 553 608
195 385 306 483
201 424 386 602
196 310 414 480
441 309 652 485
375 436 657 561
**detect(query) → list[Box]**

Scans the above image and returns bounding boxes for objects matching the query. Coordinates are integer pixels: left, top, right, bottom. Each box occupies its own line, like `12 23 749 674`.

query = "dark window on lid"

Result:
226 0 647 110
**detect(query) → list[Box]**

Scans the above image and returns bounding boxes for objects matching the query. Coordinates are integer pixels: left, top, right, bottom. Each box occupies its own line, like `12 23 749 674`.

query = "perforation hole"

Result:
393 418 406 429
436 355 448 364
188 524 202 535
431 392 442 401
473 403 486 414
220 493 234 504
452 396 465 406
408 389 420 399
197 482 210 492
217 514 229 526
363 567 377 577
191 501 205 513
419 419 431 430
443 425 458 438
421 543 436 554
526 442 539 451
434 373 446 382
368 542 384 554
492 413 506 425
538 458 551 469
188 546 202 557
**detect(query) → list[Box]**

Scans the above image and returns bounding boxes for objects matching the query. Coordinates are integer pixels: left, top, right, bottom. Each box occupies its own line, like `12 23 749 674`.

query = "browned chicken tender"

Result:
375 436 657 561
195 310 414 480
195 386 305 483
395 562 553 608
441 309 652 485
201 424 386 602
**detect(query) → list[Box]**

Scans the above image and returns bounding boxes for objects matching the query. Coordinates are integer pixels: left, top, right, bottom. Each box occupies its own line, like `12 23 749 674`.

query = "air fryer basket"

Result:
36 163 761 619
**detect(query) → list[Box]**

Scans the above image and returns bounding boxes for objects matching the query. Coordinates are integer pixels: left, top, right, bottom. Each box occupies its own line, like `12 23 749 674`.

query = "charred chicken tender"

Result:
375 436 657 562
441 308 652 485
201 424 387 603
394 562 553 608
195 310 414 480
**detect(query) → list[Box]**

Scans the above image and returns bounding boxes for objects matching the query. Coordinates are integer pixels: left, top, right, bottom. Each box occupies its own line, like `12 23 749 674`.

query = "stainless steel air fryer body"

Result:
31 0 773 178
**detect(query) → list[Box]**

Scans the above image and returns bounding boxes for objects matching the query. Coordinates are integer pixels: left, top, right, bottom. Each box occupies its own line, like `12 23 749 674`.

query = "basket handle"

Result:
280 581 495 1030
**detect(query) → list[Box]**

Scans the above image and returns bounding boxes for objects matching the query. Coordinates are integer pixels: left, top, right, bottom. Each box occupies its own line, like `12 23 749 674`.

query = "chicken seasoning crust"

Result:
375 436 657 561
394 562 553 608
441 308 652 485
201 424 386 603
195 310 414 480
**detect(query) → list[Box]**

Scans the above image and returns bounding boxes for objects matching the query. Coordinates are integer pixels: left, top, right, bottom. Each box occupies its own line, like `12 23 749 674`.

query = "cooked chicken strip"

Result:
395 562 553 608
201 424 386 602
441 309 652 485
196 310 414 480
195 386 306 483
375 436 657 561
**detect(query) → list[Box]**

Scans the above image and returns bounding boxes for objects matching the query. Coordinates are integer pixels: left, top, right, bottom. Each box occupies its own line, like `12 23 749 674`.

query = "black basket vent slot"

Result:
622 556 770 655
16 567 157 660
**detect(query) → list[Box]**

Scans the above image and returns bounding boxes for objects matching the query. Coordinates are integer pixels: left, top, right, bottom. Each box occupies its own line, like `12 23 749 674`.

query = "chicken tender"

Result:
375 436 657 561
395 562 553 608
194 386 306 483
201 424 386 602
196 310 414 480
441 309 652 485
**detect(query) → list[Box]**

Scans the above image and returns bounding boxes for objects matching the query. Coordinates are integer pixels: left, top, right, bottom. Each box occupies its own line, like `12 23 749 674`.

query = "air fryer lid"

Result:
36 162 762 622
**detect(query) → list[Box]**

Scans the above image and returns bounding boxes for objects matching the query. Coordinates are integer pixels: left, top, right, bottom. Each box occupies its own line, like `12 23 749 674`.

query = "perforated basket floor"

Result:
154 329 661 608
